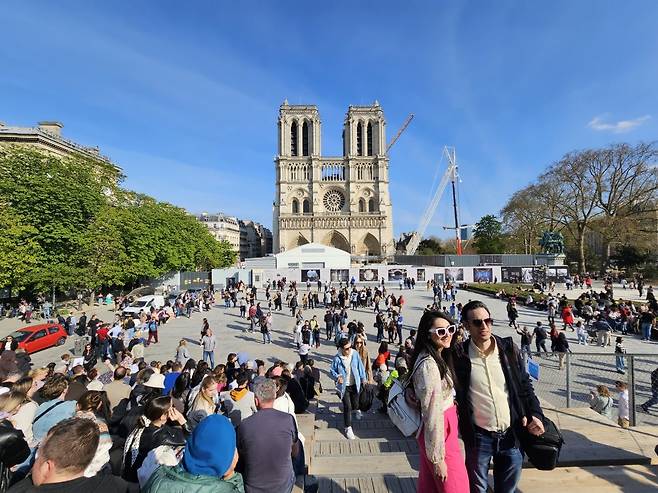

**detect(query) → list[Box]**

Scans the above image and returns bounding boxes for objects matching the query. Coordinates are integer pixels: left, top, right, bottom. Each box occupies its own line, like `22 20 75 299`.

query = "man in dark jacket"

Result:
451 300 544 493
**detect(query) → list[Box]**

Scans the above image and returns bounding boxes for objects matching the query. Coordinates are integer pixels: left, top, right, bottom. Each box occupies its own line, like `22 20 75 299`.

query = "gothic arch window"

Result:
292 198 299 214
356 122 363 156
303 199 310 213
291 121 298 156
367 121 373 156
302 120 310 156
359 198 366 213
368 198 376 212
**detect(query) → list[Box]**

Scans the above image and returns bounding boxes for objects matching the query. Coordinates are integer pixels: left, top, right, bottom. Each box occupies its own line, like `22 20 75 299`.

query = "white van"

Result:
122 295 165 316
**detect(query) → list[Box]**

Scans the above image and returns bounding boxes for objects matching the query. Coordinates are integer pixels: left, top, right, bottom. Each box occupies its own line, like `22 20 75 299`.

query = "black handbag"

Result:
505 343 564 470
358 383 375 412
517 414 564 470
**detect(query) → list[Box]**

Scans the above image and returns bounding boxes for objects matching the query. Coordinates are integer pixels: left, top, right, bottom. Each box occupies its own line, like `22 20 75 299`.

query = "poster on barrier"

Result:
527 359 540 381
473 267 493 283
501 267 523 283
359 268 378 282
330 269 349 282
301 269 320 282
445 268 464 282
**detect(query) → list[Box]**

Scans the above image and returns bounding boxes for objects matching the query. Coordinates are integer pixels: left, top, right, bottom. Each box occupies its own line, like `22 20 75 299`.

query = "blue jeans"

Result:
641 323 652 341
262 331 271 344
643 388 658 409
203 350 215 368
465 428 523 493
616 355 625 372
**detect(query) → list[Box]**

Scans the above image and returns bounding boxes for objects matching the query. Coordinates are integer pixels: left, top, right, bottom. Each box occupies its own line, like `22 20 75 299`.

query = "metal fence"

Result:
524 352 658 426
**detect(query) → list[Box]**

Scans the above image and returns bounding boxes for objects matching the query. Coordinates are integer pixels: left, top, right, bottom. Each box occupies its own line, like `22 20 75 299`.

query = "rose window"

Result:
323 190 345 212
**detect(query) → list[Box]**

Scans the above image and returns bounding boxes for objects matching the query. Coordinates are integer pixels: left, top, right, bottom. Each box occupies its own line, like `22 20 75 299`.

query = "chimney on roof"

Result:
38 121 63 137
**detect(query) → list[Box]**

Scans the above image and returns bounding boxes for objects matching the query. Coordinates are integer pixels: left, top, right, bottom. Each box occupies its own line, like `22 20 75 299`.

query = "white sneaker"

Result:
345 426 356 440
355 410 362 420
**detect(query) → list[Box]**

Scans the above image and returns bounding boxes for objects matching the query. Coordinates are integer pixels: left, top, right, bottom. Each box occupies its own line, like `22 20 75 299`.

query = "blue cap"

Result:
183 414 236 477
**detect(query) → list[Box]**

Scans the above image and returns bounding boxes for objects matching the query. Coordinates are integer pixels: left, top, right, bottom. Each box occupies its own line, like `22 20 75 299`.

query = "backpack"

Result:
302 330 311 345
148 321 157 332
387 356 427 437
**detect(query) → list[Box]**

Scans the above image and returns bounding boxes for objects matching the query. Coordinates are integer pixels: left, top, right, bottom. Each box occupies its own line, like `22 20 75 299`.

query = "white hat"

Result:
144 373 165 389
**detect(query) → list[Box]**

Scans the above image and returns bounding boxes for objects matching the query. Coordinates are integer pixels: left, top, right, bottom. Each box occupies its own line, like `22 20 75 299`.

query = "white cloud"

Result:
587 114 651 133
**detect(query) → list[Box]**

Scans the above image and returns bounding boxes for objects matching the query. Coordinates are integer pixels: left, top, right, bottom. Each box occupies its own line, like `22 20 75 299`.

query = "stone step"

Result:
311 452 419 476
314 426 409 441
315 419 398 431
316 474 418 493
517 465 658 492
314 437 418 456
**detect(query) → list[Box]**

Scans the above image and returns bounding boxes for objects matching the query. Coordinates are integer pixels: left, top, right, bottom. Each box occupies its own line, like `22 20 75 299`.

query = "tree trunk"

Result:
602 241 611 274
578 228 587 274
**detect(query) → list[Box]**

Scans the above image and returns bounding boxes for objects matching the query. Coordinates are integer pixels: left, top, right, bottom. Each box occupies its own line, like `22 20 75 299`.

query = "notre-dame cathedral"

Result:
272 101 395 258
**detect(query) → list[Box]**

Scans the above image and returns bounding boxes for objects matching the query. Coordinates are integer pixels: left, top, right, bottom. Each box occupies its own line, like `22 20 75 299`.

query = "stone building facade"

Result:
196 213 273 260
0 120 120 173
197 213 242 254
272 101 395 258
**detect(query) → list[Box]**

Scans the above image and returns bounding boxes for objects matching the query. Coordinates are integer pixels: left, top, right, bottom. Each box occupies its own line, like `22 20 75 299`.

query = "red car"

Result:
2 323 68 354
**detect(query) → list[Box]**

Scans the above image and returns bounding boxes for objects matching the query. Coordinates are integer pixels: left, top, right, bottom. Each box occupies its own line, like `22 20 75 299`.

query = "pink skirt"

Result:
417 405 469 493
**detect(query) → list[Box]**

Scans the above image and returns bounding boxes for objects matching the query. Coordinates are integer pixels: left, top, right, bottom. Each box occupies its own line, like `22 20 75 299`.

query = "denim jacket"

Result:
330 350 366 398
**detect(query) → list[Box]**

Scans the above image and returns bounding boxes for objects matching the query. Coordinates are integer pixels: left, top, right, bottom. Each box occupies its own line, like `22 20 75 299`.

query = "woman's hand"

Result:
168 406 186 426
434 460 448 482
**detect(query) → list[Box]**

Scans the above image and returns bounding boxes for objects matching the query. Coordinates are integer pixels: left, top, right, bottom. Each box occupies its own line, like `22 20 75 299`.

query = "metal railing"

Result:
523 352 658 426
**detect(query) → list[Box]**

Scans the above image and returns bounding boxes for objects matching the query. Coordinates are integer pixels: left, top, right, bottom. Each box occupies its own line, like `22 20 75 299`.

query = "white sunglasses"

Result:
431 325 457 337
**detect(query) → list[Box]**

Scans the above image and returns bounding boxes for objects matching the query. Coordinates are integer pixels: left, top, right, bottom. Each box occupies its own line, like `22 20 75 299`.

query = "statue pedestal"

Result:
535 254 566 266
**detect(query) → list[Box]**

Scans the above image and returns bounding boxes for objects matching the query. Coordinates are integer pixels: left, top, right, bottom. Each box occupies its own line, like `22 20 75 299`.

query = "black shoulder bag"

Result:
506 343 564 470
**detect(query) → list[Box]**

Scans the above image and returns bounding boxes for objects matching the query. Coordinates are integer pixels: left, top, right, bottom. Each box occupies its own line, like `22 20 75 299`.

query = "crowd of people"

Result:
0 273 656 493
0 324 325 492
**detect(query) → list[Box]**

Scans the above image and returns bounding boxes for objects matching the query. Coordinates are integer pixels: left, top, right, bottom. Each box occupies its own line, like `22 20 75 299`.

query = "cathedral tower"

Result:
273 101 394 259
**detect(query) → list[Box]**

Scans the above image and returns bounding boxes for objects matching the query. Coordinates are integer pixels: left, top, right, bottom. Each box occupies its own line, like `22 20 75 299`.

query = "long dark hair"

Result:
410 311 456 380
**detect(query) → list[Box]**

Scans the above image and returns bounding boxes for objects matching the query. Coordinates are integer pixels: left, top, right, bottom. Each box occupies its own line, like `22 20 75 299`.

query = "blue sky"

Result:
2 1 657 238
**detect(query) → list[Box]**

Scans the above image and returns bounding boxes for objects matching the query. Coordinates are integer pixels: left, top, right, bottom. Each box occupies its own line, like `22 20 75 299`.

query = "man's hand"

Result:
337 376 344 385
522 415 545 436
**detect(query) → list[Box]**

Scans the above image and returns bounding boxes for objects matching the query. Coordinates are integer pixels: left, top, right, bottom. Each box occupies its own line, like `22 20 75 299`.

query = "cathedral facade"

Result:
272 101 395 258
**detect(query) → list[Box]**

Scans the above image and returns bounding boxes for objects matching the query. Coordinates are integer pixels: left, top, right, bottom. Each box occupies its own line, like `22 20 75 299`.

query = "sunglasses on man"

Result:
468 318 494 327
431 324 457 337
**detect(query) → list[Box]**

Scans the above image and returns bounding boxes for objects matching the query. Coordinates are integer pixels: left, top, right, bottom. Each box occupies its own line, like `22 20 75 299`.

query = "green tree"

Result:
0 146 122 291
473 215 505 253
417 237 444 255
0 147 235 296
0 206 42 291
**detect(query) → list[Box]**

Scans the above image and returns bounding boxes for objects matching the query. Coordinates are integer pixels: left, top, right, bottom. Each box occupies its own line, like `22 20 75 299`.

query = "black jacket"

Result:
451 335 543 448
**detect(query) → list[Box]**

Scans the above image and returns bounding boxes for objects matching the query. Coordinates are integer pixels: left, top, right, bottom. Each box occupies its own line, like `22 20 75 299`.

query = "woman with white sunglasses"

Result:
411 311 468 492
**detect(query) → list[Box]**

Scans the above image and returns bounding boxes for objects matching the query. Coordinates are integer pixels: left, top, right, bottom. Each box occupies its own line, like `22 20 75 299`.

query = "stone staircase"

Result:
310 392 419 492
302 393 658 492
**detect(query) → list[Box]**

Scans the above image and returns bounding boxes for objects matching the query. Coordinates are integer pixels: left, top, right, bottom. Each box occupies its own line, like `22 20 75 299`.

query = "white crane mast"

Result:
405 146 457 255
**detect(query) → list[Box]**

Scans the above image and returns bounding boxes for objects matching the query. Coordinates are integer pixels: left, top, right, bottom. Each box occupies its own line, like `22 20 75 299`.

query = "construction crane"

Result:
386 113 414 153
406 146 464 255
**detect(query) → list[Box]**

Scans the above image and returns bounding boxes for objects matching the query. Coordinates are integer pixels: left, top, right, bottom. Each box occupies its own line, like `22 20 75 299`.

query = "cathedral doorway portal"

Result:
322 230 350 253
